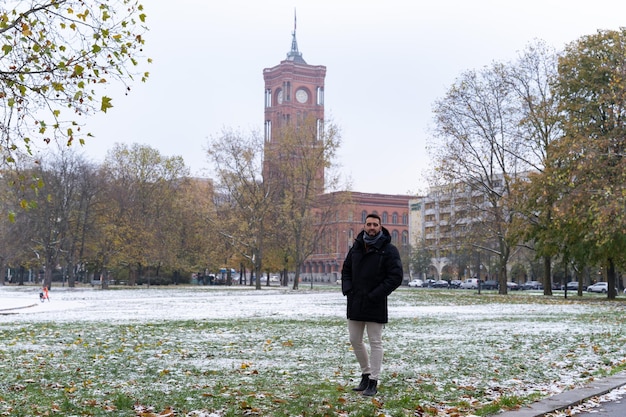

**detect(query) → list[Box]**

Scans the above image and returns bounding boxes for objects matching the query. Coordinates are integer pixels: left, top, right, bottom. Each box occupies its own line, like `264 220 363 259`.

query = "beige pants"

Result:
348 320 384 380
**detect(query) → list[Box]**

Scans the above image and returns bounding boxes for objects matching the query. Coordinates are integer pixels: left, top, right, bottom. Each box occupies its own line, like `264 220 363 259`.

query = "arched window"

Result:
361 210 368 223
392 212 398 224
382 212 388 224
392 230 399 244
403 213 409 225
402 231 409 246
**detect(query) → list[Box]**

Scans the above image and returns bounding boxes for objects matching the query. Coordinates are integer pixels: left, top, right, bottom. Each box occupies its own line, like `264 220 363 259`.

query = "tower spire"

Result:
286 9 306 64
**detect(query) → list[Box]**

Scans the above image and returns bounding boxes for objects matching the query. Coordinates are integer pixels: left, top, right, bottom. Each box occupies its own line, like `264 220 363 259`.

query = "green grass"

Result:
1 288 626 416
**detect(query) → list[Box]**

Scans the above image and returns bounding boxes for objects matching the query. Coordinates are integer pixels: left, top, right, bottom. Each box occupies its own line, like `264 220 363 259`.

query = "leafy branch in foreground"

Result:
0 0 150 167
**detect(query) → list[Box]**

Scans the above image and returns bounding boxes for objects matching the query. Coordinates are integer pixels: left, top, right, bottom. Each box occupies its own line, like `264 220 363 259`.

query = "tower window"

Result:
265 89 272 108
284 81 291 101
265 120 272 142
317 87 324 105
316 119 324 141
276 88 283 105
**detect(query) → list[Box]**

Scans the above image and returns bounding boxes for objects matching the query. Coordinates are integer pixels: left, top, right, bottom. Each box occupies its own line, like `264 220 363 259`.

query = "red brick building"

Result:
303 191 411 283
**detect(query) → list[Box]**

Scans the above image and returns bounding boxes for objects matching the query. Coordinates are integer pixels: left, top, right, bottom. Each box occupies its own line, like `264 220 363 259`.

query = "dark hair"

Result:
365 213 381 223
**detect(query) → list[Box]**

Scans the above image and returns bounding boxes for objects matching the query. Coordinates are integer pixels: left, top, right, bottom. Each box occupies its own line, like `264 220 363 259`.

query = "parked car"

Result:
459 278 480 289
563 281 586 291
431 279 450 288
506 281 519 290
587 282 608 293
408 279 424 288
482 280 499 290
449 279 463 289
521 281 543 290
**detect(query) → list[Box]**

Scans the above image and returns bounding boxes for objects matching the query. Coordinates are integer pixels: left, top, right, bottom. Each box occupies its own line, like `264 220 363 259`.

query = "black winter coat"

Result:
341 227 403 323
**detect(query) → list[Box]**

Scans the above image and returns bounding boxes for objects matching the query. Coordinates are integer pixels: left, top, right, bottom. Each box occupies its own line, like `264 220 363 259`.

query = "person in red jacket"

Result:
40 286 50 302
341 213 403 396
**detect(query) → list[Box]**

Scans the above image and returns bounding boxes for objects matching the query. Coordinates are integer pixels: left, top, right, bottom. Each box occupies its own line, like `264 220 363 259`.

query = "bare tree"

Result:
430 62 525 294
207 129 275 290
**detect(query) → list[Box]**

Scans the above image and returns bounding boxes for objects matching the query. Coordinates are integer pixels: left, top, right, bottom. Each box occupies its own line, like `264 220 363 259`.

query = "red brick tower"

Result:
262 17 326 194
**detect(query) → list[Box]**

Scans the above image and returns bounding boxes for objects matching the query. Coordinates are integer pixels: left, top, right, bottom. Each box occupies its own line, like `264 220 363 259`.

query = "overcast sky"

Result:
78 0 626 196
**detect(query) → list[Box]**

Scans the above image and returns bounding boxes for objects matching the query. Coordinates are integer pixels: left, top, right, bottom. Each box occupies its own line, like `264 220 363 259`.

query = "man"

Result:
341 213 403 396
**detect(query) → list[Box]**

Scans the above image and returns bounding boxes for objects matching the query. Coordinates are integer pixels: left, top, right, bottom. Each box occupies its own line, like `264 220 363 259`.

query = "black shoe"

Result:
352 373 371 391
362 379 378 396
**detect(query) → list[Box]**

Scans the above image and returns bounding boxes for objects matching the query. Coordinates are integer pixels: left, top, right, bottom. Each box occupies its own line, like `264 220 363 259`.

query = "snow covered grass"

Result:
1 285 626 416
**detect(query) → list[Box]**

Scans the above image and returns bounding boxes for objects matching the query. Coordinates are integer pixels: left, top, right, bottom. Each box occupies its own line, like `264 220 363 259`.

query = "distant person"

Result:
40 286 50 302
341 213 403 396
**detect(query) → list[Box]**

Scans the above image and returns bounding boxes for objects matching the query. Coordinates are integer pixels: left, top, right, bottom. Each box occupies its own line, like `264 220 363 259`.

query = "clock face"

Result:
277 90 283 104
295 89 308 104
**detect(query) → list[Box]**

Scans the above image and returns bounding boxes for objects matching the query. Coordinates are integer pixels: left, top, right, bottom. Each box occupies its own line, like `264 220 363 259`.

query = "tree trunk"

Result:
282 267 288 287
498 260 508 295
44 259 54 289
67 260 76 287
607 258 617 300
0 260 6 286
292 265 300 290
543 255 552 296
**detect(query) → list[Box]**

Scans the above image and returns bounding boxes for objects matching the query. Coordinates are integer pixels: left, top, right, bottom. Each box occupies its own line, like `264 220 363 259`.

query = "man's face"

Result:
364 217 382 237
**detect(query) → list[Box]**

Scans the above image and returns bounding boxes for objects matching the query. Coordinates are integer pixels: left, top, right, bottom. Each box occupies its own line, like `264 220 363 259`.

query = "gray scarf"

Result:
363 230 383 246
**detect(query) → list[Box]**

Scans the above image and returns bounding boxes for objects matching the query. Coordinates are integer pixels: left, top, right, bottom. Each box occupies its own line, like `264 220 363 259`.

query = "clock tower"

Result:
262 19 326 194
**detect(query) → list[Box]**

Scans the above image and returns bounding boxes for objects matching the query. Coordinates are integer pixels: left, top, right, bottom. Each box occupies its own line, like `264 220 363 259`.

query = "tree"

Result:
266 116 342 290
548 28 626 299
25 154 82 289
40 149 99 287
0 168 35 284
430 62 526 294
170 177 219 283
0 1 149 170
207 128 274 290
409 239 432 280
99 143 188 287
506 41 564 295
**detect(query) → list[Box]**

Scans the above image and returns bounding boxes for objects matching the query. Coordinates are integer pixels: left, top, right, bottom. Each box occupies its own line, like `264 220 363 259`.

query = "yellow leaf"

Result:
100 96 113 113
21 23 32 36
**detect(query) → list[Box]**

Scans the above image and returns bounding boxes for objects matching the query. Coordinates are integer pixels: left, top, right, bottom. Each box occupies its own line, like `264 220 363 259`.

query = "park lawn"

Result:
0 287 625 416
